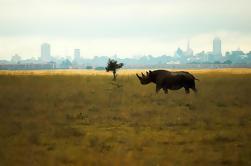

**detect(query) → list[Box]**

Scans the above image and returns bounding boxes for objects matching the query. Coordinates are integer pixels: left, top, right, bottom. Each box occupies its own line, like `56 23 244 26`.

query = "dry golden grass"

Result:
1 68 251 76
0 68 251 166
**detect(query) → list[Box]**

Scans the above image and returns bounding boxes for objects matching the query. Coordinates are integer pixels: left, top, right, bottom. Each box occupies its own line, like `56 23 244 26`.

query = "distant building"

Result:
247 51 251 61
11 54 21 64
174 48 186 63
40 43 51 62
0 62 56 70
185 40 194 57
207 51 215 62
213 37 222 56
73 49 81 64
175 48 184 58
226 48 246 63
113 54 118 60
194 51 208 62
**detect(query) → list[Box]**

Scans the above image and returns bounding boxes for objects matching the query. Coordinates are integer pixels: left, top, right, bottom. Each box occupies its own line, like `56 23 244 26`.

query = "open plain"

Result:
0 69 251 166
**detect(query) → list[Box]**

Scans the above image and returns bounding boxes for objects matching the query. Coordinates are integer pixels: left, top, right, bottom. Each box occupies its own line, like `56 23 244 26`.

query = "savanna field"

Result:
0 69 251 166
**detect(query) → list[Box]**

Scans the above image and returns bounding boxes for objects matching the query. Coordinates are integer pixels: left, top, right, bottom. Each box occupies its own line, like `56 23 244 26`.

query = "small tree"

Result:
105 59 124 81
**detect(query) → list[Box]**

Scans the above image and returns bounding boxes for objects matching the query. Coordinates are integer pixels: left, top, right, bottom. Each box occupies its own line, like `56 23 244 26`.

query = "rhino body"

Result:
136 70 198 94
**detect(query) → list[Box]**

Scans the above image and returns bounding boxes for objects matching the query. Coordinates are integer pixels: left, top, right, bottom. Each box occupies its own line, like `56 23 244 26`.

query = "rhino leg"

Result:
185 88 190 94
190 81 197 93
156 85 161 94
163 87 168 94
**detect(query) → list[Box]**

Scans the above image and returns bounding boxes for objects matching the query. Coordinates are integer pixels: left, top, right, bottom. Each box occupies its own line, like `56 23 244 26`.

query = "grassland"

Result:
0 69 251 166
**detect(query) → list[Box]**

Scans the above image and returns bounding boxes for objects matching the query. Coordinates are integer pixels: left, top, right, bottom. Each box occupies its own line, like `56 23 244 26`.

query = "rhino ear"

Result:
146 71 149 76
141 72 145 78
149 70 152 74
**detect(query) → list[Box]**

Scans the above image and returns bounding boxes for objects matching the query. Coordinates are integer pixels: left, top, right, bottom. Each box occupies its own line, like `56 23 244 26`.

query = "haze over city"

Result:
1 0 251 60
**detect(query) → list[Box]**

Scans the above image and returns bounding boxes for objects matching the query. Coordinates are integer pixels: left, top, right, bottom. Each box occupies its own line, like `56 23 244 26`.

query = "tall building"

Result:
73 49 81 64
185 40 193 57
74 49 80 60
40 43 51 62
213 37 222 56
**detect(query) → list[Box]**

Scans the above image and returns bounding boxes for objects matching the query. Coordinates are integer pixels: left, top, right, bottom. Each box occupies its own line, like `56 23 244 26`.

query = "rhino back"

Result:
151 70 171 83
173 71 196 80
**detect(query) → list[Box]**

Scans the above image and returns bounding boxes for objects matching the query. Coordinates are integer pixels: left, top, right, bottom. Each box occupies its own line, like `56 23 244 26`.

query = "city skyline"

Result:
1 37 248 61
1 0 251 59
0 35 250 61
1 36 250 70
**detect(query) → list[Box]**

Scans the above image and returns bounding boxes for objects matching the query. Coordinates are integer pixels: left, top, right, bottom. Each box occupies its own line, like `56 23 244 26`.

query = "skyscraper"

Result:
74 49 80 59
185 40 193 57
41 43 51 62
213 37 222 56
73 49 81 64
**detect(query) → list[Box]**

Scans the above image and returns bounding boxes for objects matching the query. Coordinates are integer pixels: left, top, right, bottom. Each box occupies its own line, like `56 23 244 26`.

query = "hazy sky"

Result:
0 0 251 59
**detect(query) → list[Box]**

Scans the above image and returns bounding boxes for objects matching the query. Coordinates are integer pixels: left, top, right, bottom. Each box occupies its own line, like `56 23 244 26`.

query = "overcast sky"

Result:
0 0 251 59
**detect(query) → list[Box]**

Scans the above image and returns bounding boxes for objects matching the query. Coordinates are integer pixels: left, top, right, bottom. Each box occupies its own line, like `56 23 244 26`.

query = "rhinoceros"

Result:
136 70 199 94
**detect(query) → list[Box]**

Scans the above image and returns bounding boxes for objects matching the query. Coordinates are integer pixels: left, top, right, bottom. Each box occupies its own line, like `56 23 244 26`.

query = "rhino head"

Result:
136 70 152 85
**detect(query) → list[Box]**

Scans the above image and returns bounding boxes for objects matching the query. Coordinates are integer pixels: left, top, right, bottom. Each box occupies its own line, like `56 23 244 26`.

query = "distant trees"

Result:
95 66 105 70
60 59 72 69
105 59 124 81
86 66 93 69
223 60 232 64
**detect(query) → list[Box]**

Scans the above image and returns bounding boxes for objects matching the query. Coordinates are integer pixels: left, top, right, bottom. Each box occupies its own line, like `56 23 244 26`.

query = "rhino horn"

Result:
136 73 141 80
